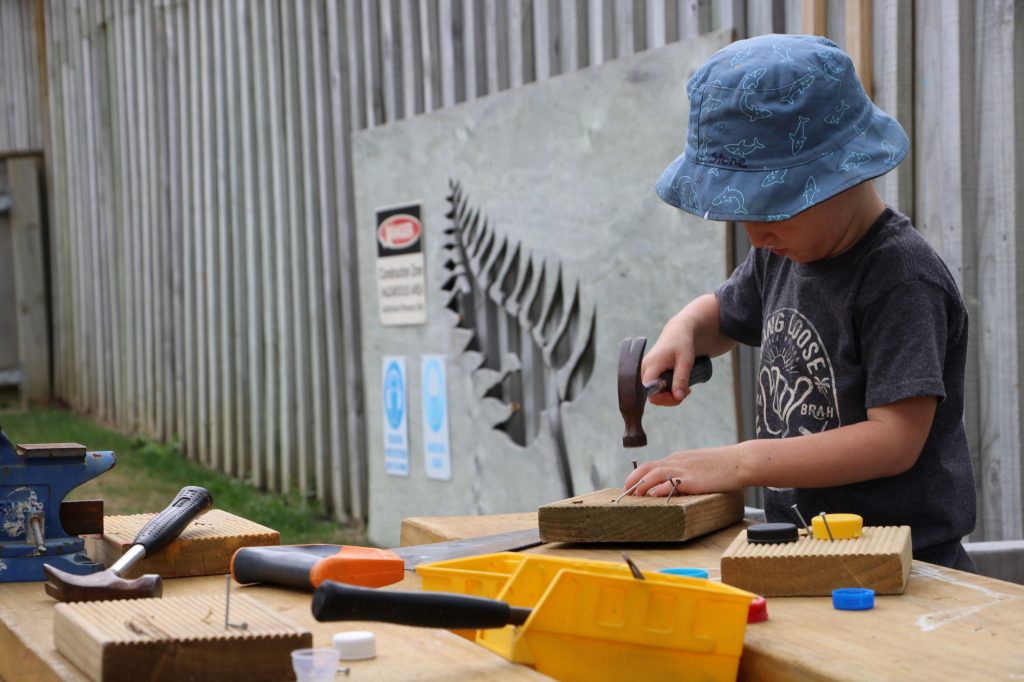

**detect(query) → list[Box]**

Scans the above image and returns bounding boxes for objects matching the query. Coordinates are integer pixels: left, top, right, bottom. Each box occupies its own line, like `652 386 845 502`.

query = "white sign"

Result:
421 355 452 480
382 356 409 476
376 205 427 326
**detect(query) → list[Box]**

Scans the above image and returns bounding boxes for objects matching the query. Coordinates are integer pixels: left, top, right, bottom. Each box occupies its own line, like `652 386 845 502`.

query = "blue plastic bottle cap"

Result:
832 588 875 611
658 567 710 579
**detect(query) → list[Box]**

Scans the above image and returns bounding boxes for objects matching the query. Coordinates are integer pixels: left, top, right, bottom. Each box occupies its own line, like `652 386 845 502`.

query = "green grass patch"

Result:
1 408 369 546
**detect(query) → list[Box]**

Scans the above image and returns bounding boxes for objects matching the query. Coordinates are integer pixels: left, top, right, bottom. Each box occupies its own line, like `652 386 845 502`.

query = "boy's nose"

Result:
744 225 776 248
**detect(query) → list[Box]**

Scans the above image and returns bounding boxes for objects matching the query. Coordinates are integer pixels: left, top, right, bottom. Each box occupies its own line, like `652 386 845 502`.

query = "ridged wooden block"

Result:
84 509 280 578
538 488 745 543
720 525 912 596
53 594 311 682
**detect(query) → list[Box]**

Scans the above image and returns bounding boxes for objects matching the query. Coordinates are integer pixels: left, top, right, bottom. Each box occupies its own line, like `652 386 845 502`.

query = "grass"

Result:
0 407 369 546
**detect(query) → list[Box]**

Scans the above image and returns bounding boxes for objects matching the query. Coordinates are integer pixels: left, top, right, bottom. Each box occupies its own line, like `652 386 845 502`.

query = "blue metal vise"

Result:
0 428 116 582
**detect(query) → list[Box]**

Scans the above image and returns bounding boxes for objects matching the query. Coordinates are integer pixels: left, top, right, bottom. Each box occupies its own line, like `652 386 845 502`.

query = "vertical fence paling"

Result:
17 0 1021 539
265 0 287 494
281 0 306 495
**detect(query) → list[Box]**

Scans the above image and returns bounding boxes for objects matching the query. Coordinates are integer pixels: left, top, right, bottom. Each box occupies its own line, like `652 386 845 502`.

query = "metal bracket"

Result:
0 194 10 215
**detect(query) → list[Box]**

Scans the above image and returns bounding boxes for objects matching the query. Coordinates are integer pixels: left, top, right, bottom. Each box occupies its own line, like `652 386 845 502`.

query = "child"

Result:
623 34 977 571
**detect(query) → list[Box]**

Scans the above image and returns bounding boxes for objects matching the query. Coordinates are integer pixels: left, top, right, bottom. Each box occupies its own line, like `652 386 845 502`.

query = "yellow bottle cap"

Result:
811 513 863 540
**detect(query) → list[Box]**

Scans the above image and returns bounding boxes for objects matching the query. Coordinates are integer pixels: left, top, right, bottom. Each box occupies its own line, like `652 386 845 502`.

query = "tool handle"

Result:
133 486 213 556
645 355 713 396
231 546 323 590
312 581 531 628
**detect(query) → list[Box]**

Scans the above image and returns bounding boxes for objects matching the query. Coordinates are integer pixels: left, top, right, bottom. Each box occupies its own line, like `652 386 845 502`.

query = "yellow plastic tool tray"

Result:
417 553 754 682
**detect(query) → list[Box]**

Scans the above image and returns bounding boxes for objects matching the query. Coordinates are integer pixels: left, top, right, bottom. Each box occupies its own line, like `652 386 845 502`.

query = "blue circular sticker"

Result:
384 361 404 429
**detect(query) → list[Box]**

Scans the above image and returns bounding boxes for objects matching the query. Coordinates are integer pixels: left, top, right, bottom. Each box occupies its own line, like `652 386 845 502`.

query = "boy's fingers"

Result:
672 359 694 396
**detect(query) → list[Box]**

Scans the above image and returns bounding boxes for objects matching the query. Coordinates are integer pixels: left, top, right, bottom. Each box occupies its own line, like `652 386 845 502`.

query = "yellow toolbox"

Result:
418 553 755 682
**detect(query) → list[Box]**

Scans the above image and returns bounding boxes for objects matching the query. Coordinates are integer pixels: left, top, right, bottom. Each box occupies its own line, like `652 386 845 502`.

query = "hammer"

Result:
618 336 712 454
44 485 212 602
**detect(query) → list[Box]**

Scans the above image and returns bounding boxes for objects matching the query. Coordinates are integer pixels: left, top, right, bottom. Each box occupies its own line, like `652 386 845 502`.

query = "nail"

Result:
666 478 681 504
614 479 645 503
819 512 835 541
622 552 645 580
790 504 811 535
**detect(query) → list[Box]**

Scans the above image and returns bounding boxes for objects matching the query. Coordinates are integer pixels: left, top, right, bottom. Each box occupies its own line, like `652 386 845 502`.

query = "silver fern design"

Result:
441 182 596 495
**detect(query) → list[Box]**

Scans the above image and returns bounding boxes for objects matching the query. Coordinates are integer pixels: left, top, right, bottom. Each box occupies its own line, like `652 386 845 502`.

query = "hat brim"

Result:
655 105 909 222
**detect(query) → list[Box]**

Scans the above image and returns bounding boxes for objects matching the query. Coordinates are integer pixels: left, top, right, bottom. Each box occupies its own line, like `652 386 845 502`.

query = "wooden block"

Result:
15 442 87 458
720 525 912 597
538 488 744 543
60 499 105 536
84 509 280 578
53 594 312 682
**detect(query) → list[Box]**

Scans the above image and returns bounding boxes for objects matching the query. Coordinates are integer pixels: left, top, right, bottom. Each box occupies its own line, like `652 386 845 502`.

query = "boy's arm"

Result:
625 395 938 494
643 293 737 405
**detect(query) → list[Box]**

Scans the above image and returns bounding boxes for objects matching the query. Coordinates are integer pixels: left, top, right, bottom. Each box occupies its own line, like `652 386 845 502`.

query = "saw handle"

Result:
231 545 404 590
133 486 212 556
312 581 531 628
233 546 323 590
644 355 713 397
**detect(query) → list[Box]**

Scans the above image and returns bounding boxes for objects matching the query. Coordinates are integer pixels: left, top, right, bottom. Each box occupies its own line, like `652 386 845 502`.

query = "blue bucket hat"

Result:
656 34 909 222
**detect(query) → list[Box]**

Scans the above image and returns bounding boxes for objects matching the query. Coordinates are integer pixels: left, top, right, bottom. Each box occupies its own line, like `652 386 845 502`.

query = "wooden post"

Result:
846 0 874 100
802 0 827 36
8 155 51 402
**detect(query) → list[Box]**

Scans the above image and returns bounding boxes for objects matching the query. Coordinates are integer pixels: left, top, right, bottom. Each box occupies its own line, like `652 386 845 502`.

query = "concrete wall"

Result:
353 31 736 547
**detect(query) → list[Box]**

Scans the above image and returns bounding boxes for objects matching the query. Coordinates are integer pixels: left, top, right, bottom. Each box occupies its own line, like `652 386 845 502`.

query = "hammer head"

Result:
44 563 162 603
618 337 649 448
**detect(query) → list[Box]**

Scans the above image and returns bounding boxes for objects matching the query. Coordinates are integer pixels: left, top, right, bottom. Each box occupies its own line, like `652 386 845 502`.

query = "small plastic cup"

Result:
291 647 341 682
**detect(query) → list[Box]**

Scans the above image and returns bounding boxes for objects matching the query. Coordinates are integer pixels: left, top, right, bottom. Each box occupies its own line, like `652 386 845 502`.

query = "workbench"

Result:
2 512 1022 681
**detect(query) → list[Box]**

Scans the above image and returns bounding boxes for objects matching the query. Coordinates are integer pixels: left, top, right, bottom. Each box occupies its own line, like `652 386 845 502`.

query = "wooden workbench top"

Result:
3 514 1023 681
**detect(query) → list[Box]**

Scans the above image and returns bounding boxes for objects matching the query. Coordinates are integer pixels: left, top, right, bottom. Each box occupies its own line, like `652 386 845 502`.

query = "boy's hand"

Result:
641 293 733 406
641 321 699 406
622 446 746 496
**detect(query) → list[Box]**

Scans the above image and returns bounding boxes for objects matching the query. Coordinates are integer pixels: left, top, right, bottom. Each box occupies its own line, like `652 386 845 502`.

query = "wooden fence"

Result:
1 0 1021 540
0 0 43 151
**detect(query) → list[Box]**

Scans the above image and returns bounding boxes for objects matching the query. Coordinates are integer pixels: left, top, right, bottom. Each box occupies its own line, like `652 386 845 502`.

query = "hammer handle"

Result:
644 355 713 397
133 486 213 556
313 581 531 628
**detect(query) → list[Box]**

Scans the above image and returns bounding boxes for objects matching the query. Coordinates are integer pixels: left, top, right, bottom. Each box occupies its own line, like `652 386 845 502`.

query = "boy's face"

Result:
741 209 838 264
741 183 882 264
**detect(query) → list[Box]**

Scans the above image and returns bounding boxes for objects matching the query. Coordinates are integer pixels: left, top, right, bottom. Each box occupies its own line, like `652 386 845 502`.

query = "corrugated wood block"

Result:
720 525 912 597
53 594 312 682
84 509 279 578
538 488 745 543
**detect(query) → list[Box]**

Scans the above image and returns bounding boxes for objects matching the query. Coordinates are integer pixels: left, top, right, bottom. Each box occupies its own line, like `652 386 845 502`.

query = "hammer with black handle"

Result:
618 336 712 453
43 485 213 602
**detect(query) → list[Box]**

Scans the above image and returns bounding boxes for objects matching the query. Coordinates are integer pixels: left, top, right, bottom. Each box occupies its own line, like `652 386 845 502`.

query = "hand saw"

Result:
231 527 541 590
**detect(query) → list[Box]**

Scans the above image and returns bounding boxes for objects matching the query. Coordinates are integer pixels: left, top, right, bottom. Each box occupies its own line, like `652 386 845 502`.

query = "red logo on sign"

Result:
378 214 422 249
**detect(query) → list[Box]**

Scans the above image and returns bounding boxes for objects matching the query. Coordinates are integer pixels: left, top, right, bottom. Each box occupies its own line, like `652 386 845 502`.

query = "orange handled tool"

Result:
231 544 405 590
231 528 543 591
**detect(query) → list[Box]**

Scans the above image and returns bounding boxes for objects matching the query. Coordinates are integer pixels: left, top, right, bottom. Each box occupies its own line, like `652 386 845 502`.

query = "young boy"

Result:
623 34 977 571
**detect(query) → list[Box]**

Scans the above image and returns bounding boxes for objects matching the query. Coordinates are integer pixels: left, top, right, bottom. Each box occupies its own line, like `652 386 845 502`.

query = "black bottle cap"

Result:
747 522 799 544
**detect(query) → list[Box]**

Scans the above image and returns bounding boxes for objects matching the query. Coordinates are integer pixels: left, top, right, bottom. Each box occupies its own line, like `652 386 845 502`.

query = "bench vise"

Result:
0 428 115 582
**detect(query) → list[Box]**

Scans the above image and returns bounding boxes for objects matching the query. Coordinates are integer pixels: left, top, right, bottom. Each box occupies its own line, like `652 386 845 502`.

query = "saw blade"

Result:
392 528 542 570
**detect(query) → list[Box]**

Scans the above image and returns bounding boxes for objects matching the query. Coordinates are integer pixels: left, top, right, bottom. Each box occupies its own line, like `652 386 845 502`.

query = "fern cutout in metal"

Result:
441 181 596 496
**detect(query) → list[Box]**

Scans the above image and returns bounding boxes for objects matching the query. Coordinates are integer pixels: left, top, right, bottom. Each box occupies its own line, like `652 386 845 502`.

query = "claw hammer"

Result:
617 336 713 468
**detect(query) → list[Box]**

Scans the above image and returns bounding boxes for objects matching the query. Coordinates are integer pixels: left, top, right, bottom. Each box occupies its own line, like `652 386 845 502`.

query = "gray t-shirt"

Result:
716 207 976 563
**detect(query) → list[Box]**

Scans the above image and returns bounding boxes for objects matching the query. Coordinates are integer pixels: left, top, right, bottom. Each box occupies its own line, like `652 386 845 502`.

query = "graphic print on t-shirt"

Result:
757 308 841 438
